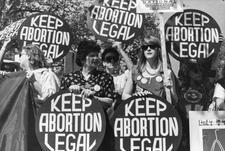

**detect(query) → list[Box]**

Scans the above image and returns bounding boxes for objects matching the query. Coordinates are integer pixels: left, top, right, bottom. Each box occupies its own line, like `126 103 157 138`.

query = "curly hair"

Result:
22 44 47 68
76 39 101 67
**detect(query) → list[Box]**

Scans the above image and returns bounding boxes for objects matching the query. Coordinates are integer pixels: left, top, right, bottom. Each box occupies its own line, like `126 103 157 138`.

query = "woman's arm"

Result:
122 71 133 100
112 41 133 70
0 39 11 69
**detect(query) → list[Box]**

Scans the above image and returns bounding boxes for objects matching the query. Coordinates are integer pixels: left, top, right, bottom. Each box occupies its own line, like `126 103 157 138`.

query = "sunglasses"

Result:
141 45 159 50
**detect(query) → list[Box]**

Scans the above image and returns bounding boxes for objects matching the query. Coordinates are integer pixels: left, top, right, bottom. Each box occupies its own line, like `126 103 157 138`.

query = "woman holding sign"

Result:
122 36 178 104
60 39 115 109
60 39 114 151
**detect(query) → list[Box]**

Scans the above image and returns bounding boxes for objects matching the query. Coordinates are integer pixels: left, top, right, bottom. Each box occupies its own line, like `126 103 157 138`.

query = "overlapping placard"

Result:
35 91 106 151
17 13 72 61
87 0 145 44
136 0 183 13
189 111 225 151
110 93 182 151
0 18 26 41
165 9 221 63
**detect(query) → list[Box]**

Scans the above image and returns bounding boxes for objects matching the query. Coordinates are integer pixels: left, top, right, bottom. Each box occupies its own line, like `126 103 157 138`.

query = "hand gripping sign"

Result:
165 9 222 63
35 91 106 151
18 13 72 62
87 0 145 44
110 93 182 151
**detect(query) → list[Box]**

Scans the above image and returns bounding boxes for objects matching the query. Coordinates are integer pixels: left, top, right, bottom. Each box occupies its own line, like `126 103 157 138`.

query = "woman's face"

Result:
19 50 30 70
103 53 118 69
142 45 159 60
84 52 99 68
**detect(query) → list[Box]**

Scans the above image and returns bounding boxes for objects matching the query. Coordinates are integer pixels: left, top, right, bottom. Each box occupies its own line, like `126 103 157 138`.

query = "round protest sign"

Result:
35 91 106 151
18 13 72 62
165 9 221 63
87 0 145 44
110 93 182 151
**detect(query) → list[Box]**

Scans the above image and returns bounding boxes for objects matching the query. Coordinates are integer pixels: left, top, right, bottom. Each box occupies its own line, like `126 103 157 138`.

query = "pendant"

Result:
141 78 148 84
94 84 101 91
156 76 163 82
137 75 142 81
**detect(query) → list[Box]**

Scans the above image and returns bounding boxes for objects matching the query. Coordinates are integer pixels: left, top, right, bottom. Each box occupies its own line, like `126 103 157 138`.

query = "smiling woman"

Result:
60 39 114 110
122 36 178 105
60 39 115 151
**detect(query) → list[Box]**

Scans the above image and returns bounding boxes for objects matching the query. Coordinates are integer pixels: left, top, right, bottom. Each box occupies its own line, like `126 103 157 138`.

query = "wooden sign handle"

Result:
158 12 172 104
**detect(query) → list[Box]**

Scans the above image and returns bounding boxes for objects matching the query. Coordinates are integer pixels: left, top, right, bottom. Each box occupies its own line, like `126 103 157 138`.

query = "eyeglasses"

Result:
141 45 158 51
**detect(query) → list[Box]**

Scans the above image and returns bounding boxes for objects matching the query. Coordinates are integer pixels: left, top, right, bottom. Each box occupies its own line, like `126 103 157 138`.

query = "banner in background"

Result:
165 9 222 63
0 18 26 41
35 91 106 151
87 0 145 44
0 72 41 151
189 111 225 151
136 0 183 13
18 13 72 61
110 93 182 151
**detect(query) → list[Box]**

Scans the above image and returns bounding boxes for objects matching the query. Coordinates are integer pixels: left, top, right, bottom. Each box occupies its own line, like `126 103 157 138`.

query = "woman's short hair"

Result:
22 44 47 68
76 40 101 67
102 46 120 63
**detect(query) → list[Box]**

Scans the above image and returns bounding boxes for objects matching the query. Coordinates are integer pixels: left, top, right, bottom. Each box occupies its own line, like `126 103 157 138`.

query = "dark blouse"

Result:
60 69 114 99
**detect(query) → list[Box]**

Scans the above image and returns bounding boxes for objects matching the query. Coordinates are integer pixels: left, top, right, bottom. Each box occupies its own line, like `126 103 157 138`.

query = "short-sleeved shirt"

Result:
60 69 114 99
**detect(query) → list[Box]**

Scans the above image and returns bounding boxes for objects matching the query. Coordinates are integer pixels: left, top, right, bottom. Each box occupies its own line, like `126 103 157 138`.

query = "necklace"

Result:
145 63 161 76
138 63 163 84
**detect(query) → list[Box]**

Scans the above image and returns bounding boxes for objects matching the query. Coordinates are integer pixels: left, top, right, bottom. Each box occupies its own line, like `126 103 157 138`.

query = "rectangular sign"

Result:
136 0 183 13
189 111 225 151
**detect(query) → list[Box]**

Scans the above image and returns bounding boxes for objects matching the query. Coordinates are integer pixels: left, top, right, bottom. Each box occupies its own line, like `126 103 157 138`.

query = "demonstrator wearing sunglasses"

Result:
122 36 178 105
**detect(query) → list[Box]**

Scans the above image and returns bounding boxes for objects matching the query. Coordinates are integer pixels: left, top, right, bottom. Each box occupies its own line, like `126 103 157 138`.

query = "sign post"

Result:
159 12 172 103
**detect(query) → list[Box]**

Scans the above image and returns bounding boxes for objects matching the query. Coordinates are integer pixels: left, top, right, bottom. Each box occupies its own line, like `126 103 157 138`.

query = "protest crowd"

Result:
0 0 225 151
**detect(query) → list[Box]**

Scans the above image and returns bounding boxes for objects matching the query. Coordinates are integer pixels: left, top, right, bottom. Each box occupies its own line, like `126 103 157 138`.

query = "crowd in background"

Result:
0 35 225 150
